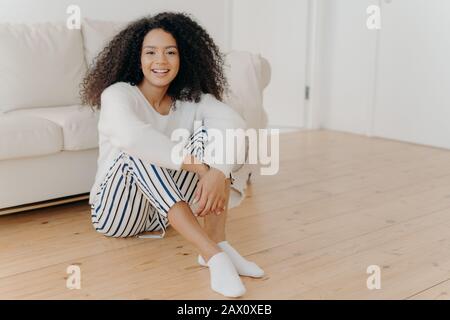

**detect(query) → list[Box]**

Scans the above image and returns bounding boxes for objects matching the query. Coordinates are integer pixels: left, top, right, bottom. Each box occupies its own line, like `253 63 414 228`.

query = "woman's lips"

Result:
151 69 170 77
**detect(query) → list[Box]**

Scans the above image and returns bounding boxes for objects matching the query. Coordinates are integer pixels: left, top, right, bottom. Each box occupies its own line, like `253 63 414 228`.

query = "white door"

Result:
373 0 450 149
231 0 310 129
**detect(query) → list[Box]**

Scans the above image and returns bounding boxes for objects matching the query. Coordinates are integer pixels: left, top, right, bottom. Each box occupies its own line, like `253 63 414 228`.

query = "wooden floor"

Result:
2 129 450 300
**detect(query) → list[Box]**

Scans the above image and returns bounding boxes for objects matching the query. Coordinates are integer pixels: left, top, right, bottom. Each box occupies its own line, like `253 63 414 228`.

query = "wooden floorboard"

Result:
1 129 450 299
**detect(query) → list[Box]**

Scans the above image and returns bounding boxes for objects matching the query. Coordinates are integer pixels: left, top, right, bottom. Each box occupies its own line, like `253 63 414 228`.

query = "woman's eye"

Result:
145 50 176 55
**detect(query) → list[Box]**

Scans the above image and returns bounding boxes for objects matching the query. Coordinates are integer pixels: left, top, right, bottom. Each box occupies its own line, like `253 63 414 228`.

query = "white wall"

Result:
231 0 310 129
0 0 231 52
373 0 450 149
314 0 450 150
313 0 378 135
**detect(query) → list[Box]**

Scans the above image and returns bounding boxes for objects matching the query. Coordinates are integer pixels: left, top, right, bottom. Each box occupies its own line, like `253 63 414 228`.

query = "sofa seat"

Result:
0 104 100 210
0 114 62 161
4 105 99 160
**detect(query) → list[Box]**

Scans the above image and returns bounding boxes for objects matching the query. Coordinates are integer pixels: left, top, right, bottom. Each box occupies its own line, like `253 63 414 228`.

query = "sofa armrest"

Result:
259 56 272 90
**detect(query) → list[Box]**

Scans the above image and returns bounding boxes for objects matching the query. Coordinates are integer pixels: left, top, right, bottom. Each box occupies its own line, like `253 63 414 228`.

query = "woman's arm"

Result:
181 154 228 217
196 93 247 178
99 84 186 170
193 94 248 216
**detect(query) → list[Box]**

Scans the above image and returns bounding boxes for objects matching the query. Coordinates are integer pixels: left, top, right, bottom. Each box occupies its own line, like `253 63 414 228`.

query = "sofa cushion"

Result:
9 105 100 151
0 115 62 161
0 22 87 113
81 18 126 68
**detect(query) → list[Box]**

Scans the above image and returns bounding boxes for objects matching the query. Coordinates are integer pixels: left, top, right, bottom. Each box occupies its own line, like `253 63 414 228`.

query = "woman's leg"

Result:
166 201 221 262
203 178 231 243
91 150 225 260
198 178 265 278
91 154 155 238
121 151 224 262
92 155 245 297
125 154 246 297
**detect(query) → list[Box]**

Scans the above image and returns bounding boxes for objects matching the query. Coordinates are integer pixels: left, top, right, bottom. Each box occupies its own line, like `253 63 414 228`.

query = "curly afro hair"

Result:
80 12 228 109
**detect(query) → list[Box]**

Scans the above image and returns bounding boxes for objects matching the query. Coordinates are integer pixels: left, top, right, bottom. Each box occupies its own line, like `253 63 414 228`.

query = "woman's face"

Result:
140 28 180 88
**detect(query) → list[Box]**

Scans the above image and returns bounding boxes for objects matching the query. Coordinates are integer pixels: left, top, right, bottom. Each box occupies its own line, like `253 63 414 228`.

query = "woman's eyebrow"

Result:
143 45 177 49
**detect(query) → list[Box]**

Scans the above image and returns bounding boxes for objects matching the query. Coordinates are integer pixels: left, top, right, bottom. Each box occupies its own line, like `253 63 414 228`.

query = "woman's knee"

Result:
166 199 190 217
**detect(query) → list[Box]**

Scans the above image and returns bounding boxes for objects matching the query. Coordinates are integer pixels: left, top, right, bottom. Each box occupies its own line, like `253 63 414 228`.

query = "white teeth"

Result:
152 69 169 73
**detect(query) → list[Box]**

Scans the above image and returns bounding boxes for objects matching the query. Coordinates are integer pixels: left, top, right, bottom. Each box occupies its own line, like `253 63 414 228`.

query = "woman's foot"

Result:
206 251 246 298
199 241 265 278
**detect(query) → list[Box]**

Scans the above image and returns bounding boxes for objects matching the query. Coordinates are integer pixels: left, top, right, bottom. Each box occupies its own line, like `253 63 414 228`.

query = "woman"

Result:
81 12 264 298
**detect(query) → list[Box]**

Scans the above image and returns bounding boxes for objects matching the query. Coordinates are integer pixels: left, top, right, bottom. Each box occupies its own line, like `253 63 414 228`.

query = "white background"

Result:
2 0 449 150
313 0 450 149
0 0 232 51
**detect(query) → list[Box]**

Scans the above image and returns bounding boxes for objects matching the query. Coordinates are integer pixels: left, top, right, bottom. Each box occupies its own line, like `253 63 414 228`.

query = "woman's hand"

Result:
193 167 227 217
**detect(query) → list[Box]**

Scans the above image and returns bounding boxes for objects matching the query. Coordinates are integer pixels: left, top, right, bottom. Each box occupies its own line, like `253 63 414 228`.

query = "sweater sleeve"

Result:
98 84 184 170
196 94 248 178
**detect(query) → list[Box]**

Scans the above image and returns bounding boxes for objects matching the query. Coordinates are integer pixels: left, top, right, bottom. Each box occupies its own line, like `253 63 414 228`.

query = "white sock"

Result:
199 241 265 278
207 251 246 298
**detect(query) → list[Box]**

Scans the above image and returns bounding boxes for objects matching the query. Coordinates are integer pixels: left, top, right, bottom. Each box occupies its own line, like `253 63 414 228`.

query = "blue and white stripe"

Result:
90 125 208 238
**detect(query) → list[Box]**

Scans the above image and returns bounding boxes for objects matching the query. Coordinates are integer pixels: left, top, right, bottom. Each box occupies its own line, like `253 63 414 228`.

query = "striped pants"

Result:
90 124 227 239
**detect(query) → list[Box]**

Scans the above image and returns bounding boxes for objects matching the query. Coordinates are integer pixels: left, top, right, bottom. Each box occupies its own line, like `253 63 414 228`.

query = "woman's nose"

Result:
155 52 168 63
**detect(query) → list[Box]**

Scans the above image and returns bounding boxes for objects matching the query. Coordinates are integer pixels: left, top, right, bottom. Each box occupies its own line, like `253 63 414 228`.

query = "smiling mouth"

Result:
152 69 170 74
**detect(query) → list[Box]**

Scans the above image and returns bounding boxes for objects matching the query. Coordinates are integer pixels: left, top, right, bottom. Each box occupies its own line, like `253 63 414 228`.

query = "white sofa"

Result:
0 19 271 215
